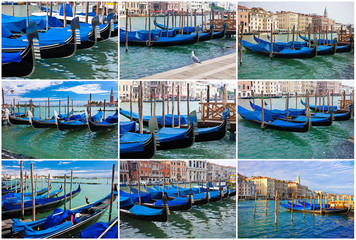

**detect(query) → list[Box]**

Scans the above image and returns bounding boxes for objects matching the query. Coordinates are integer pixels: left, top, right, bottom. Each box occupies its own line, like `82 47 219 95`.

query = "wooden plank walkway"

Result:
139 53 236 80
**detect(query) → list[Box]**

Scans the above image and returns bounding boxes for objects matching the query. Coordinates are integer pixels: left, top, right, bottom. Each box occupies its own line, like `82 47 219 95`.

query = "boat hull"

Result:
195 119 227 142
120 205 168 222
77 28 96 49
88 119 117 132
8 116 30 125
157 124 195 150
2 42 35 78
97 23 111 42
120 134 155 159
2 189 80 219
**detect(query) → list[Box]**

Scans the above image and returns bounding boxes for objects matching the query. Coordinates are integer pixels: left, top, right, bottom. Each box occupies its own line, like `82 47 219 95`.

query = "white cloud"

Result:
2 81 63 95
53 84 109 94
58 161 71 165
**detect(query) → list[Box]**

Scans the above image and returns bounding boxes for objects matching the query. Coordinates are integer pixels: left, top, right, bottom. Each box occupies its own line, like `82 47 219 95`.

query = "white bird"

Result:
191 51 201 64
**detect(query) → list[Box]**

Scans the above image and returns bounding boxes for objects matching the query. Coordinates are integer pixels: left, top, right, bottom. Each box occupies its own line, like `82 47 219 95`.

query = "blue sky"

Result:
239 2 354 24
2 81 118 106
239 161 354 195
2 161 117 178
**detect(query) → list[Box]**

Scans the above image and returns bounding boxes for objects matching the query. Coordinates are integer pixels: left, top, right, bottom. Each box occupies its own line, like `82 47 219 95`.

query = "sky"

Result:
238 161 354 195
239 2 354 24
2 161 117 178
2 81 118 106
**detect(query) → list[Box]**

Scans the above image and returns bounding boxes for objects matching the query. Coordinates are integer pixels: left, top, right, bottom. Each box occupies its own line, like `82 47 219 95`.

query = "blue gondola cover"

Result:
120 121 136 134
120 132 151 153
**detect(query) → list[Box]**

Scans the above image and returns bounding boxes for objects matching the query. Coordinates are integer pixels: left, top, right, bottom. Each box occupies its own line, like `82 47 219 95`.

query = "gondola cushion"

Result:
129 205 163 216
2 51 21 63
79 219 118 238
43 208 78 230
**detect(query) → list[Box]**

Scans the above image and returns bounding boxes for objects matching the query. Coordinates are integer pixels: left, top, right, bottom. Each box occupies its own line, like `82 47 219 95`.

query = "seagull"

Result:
191 51 201 64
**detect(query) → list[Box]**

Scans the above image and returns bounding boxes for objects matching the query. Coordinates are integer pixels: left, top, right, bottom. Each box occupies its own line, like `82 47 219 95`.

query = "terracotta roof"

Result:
238 5 249 10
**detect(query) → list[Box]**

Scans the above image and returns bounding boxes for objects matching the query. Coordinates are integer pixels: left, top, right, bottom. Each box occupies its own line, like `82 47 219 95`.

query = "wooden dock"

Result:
138 53 236 80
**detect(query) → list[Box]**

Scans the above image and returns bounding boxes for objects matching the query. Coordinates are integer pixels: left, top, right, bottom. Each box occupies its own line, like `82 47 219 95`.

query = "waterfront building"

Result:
272 14 279 31
298 13 312 31
237 81 252 98
238 5 249 33
186 160 207 182
251 81 281 96
288 174 308 198
238 174 256 198
132 161 170 183
316 81 343 95
279 81 303 95
166 161 187 182
249 176 276 198
340 84 354 95
208 163 236 182
249 7 264 32
276 11 299 32
275 179 289 199
311 8 335 31
301 81 318 95
120 161 130 183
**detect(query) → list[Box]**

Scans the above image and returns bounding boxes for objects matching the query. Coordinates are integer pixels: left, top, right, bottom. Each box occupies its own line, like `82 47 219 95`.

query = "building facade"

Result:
237 81 252 98
186 160 207 182
238 174 256 198
166 161 187 182
276 11 299 31
238 5 249 33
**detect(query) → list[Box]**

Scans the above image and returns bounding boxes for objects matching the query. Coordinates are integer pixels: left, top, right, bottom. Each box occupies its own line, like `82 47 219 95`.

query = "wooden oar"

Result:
98 218 118 239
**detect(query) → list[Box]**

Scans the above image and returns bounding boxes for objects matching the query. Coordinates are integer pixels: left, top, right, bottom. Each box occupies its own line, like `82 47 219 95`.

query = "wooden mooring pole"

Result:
274 190 278 226
70 169 73 209
20 161 24 220
31 164 35 221
254 191 257 217
109 164 115 221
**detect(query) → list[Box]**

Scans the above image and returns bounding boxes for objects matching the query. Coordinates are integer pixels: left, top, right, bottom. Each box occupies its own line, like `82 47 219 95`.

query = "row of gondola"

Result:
2 183 118 238
120 182 236 222
4 108 118 132
119 108 230 159
2 4 118 77
240 35 352 59
281 200 350 214
238 99 352 132
119 21 227 47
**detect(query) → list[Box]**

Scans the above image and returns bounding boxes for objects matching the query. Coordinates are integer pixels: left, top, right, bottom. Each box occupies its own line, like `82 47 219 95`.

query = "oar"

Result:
98 218 118 239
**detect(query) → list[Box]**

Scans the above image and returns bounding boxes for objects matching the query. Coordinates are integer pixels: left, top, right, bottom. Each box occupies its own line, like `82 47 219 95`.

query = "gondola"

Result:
2 185 29 196
28 111 74 128
2 17 80 59
3 185 52 197
142 194 193 211
250 102 332 126
209 190 223 202
55 110 103 131
260 35 337 55
229 189 236 197
195 117 227 142
300 100 352 121
156 124 195 150
3 186 62 206
75 16 100 49
280 202 348 214
299 34 352 53
97 14 114 42
87 110 118 132
119 121 137 134
2 21 38 78
120 196 168 222
1 181 19 190
5 186 117 238
120 29 199 47
238 105 310 132
2 185 81 219
120 132 156 159
78 217 118 238
153 20 201 34
241 40 317 59
110 22 118 37
120 108 188 127
262 35 308 49
212 23 227 39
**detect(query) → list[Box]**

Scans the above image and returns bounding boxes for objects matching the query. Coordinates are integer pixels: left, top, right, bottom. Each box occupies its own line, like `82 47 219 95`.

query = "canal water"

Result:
238 200 354 238
238 34 354 79
2 5 118 80
120 101 236 159
120 186 236 238
2 107 118 159
3 177 118 224
120 16 236 79
238 97 354 159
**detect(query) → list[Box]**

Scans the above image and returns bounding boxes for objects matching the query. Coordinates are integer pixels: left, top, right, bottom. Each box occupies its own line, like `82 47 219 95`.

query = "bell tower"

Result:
296 174 300 184
323 7 328 18
110 88 114 103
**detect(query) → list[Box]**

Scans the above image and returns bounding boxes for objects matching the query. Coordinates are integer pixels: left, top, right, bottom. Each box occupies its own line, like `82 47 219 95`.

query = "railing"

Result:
200 102 236 122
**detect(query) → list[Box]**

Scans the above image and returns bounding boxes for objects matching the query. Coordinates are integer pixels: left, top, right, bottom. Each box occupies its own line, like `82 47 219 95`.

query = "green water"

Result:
5 178 118 227
120 101 236 159
238 34 354 79
120 16 236 79
120 186 236 238
238 97 354 159
2 5 118 80
2 107 118 159
239 200 354 238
